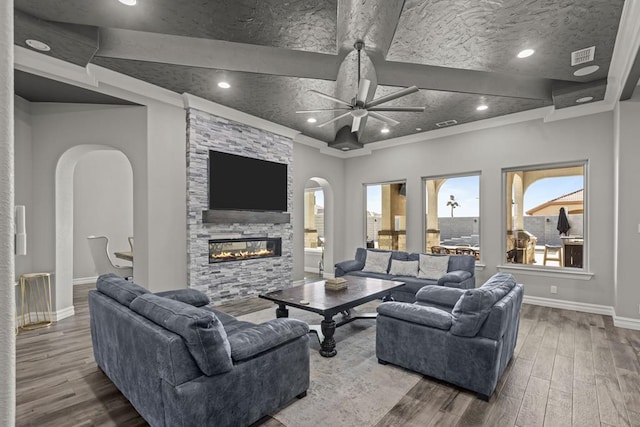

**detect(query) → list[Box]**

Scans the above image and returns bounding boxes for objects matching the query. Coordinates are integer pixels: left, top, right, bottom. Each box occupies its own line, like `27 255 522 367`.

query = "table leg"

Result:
276 304 289 318
382 292 395 302
319 315 337 358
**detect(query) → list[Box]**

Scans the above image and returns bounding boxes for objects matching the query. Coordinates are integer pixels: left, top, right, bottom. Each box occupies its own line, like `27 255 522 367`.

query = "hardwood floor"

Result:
15 285 640 427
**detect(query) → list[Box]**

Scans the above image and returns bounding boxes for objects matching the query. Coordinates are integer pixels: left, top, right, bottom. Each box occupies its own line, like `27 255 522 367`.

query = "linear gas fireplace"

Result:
209 237 282 263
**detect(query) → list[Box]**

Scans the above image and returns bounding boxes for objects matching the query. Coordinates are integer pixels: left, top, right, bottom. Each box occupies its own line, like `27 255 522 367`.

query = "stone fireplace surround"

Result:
186 109 293 304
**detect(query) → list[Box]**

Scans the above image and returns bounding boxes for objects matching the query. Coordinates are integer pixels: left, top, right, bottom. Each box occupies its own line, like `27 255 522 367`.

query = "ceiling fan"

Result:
296 41 426 132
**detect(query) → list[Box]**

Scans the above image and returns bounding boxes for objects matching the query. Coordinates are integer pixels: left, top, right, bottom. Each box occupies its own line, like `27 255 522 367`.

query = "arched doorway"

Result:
55 145 134 314
303 177 334 279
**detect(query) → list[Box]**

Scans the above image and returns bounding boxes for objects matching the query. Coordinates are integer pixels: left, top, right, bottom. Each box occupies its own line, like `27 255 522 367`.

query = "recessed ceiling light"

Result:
307 118 317 123
217 82 231 89
573 65 599 76
118 0 137 5
380 128 390 134
341 147 349 151
476 105 488 111
416 127 422 131
25 39 50 52
517 49 535 58
576 96 594 103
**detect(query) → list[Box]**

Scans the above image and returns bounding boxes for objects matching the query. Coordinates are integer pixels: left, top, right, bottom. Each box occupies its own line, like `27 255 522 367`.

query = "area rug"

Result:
237 301 422 426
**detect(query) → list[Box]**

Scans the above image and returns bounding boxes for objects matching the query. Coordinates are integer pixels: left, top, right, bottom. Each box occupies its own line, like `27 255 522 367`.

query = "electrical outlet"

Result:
550 285 558 294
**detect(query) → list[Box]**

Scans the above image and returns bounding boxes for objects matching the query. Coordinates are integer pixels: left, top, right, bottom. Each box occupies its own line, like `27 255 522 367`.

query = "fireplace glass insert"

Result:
209 237 282 263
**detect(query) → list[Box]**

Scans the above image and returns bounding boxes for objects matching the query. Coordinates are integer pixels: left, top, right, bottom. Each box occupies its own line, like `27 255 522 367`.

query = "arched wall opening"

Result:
302 177 334 278
55 145 134 313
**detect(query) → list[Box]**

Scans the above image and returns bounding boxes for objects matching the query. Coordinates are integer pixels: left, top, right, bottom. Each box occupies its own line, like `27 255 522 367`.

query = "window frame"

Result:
421 171 482 262
500 160 589 274
363 179 407 250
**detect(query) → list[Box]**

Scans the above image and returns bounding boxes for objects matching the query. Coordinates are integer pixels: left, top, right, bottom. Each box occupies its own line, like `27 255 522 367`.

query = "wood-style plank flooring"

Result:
15 284 640 427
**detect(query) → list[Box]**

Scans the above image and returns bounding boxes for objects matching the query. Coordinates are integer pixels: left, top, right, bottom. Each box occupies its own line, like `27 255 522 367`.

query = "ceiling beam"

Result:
620 45 640 100
376 60 554 100
97 28 342 81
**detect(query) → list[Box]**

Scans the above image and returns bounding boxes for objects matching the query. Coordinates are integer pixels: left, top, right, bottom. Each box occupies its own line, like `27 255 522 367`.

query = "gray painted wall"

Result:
342 113 616 307
73 150 133 279
616 98 640 319
293 142 346 280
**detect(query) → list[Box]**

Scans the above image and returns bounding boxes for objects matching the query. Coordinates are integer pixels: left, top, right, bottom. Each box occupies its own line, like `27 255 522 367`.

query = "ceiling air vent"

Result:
435 119 458 128
571 46 595 66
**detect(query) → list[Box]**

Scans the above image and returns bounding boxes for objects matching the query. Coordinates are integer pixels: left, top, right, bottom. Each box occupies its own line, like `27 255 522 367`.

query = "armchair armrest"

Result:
154 289 210 307
334 259 365 277
227 318 309 362
416 286 466 308
437 270 472 286
377 302 453 330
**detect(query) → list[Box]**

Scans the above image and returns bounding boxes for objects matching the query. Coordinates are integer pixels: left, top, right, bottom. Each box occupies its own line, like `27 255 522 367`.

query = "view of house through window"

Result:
365 182 406 251
304 188 324 249
504 163 585 268
424 174 480 260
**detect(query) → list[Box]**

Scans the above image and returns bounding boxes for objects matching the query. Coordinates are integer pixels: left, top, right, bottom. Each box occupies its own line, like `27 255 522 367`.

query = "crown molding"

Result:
14 45 97 88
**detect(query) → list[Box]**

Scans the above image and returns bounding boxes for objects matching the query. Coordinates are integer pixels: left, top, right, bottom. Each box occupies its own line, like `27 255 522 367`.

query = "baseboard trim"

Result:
522 295 615 316
73 276 98 285
17 306 75 326
304 267 320 274
613 316 640 331
292 279 306 286
54 306 75 321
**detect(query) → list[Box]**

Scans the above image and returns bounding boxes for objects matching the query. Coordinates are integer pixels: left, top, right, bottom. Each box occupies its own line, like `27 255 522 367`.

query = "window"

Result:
504 163 585 269
304 188 324 249
365 182 406 251
424 174 480 260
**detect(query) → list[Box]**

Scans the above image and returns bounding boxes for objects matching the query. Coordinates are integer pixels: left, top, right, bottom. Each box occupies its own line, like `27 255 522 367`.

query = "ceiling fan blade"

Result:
351 115 362 132
368 106 425 112
366 86 420 108
308 90 352 107
295 108 350 113
368 111 400 127
316 111 352 128
356 78 371 105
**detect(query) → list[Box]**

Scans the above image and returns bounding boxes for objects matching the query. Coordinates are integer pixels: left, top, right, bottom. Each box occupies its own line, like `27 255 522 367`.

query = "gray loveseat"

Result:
88 274 310 427
376 272 523 400
335 247 475 302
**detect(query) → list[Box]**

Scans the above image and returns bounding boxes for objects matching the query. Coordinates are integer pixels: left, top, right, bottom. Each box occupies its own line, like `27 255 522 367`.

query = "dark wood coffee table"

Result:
259 276 405 357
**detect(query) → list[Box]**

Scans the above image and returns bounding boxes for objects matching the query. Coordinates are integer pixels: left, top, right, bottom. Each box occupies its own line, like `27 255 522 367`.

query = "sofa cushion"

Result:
227 319 309 362
389 260 419 277
393 276 437 294
347 270 395 281
130 294 233 376
154 289 210 307
377 302 453 330
417 254 450 280
96 273 149 307
450 273 516 337
416 286 466 307
363 250 392 274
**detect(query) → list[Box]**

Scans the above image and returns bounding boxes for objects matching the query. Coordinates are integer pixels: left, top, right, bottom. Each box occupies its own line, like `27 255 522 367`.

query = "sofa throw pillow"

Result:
417 254 450 280
389 259 419 277
130 294 233 376
362 250 392 274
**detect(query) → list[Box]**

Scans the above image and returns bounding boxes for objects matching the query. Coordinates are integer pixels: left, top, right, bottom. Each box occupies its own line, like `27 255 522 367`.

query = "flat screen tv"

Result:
208 150 288 212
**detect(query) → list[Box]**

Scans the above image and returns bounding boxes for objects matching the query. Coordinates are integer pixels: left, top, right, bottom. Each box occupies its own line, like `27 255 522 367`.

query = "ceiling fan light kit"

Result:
296 40 425 140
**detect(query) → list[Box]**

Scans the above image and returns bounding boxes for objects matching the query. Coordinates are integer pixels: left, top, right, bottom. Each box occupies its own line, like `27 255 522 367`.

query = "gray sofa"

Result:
88 273 310 427
376 272 523 400
335 247 475 302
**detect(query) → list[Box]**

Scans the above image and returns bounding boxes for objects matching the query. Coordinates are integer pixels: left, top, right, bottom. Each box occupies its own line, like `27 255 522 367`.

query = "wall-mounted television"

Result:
208 150 288 212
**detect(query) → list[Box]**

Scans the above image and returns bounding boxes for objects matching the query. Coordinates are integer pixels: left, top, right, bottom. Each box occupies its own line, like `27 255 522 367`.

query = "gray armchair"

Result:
89 274 310 427
376 272 523 400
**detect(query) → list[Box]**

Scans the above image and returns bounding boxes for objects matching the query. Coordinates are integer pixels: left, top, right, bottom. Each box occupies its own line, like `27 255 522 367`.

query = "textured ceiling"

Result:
13 0 631 150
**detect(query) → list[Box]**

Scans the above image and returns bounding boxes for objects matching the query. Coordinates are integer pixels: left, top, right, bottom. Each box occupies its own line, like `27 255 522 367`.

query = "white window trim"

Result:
501 160 589 273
